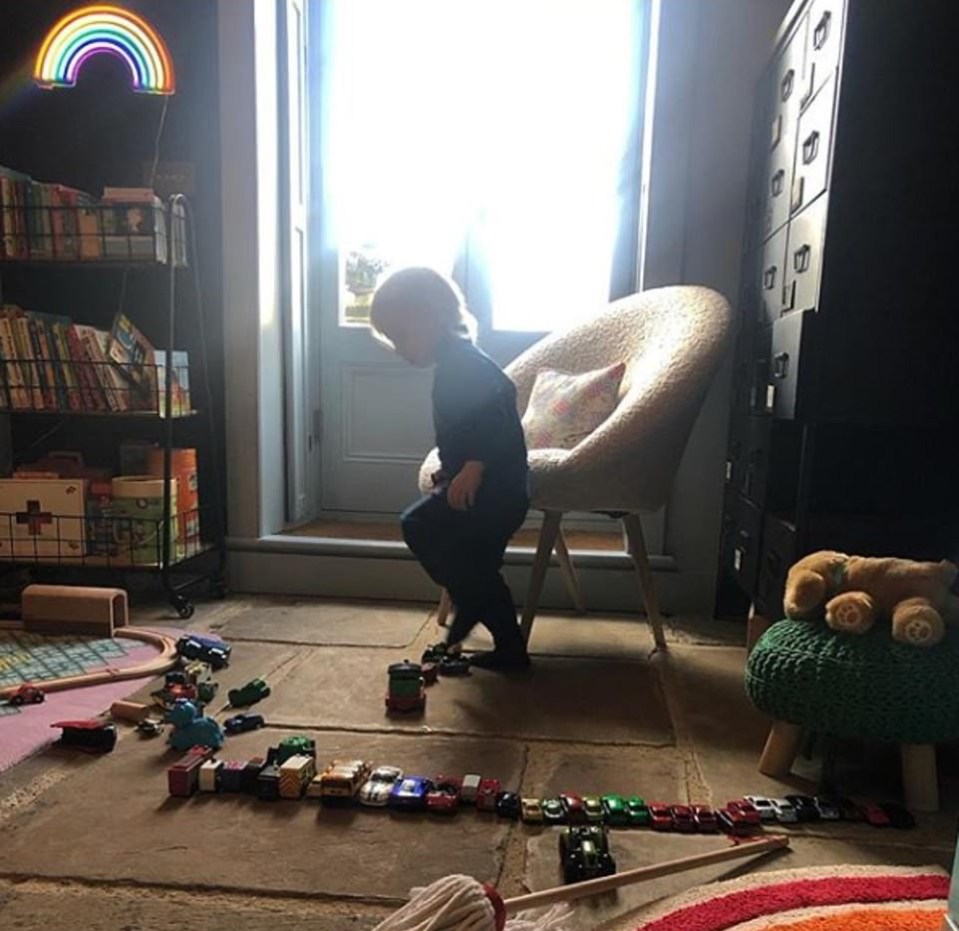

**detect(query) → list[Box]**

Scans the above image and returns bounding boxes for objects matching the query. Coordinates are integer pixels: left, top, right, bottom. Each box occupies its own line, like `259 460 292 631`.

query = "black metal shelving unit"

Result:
0 194 226 618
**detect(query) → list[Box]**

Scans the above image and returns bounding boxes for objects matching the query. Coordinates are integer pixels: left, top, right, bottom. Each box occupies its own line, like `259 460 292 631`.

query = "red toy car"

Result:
649 803 673 831
861 802 891 827
476 778 501 812
426 775 462 813
717 806 755 836
8 685 45 706
726 799 761 826
692 804 720 833
560 792 587 824
670 804 697 833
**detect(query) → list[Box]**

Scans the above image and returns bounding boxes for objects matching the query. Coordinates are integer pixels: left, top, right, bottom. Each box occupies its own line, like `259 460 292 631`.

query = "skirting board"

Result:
226 536 716 615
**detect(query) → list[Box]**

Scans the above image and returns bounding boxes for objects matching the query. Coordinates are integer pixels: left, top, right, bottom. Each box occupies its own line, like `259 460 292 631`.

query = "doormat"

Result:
0 631 158 773
634 865 949 931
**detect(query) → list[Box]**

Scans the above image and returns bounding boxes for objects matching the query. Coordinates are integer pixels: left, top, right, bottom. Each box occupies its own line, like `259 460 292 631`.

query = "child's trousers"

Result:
401 487 528 651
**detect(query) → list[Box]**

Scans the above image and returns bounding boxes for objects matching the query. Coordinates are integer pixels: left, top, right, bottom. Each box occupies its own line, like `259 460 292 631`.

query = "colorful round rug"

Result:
635 865 949 931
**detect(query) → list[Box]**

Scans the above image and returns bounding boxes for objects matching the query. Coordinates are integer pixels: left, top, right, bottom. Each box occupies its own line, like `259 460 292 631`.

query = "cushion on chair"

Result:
745 618 959 744
521 362 626 450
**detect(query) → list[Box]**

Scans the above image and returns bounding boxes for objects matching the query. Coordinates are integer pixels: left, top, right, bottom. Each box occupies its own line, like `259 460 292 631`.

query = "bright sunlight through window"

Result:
323 0 645 332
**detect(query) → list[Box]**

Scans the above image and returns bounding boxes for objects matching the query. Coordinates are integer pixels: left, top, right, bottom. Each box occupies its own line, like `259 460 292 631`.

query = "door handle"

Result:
771 169 785 197
793 244 811 273
802 130 821 165
773 352 790 380
763 265 778 290
780 69 794 102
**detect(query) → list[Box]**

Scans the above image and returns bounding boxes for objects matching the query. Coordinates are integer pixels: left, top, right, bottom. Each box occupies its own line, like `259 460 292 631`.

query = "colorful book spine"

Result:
51 185 80 260
76 193 102 259
66 324 103 411
8 308 44 409
0 312 29 408
25 182 53 259
28 315 59 409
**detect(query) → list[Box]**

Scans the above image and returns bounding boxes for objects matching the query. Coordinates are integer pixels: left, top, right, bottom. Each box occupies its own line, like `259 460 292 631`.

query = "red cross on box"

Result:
15 501 54 536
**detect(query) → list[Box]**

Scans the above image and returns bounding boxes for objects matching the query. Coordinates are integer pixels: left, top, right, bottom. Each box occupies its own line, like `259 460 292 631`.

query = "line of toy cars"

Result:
743 794 915 829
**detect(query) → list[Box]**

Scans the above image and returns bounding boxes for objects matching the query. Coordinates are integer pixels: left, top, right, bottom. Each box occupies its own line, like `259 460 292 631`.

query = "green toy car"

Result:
228 678 270 708
625 796 651 826
275 735 316 765
601 794 629 826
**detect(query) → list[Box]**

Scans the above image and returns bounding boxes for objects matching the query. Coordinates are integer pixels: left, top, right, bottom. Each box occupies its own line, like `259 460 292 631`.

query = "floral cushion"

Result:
521 362 626 450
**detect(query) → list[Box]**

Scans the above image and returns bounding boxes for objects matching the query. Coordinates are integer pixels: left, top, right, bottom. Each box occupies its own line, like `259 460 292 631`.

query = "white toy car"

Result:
744 795 779 823
770 798 798 823
358 765 403 806
461 773 482 804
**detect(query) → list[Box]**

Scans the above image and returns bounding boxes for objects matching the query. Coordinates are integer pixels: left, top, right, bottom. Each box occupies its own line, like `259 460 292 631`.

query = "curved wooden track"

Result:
0 626 178 700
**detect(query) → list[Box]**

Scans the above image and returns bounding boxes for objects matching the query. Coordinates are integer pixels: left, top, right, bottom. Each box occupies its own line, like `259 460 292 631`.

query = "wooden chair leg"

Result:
554 529 586 615
520 511 562 643
622 513 667 651
435 588 452 628
759 720 803 777
746 608 773 655
901 743 939 812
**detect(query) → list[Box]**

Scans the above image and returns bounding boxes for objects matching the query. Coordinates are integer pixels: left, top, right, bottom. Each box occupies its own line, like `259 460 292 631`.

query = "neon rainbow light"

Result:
34 5 175 95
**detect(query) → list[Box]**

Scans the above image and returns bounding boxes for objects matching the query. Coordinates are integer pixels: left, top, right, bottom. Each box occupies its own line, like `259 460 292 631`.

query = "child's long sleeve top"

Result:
432 335 529 496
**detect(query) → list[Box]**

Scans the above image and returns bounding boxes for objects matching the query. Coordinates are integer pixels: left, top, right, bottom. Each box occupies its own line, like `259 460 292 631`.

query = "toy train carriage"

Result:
386 660 426 713
279 754 316 799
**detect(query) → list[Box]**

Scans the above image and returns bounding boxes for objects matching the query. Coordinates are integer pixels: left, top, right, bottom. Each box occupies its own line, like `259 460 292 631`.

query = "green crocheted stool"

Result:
745 618 959 812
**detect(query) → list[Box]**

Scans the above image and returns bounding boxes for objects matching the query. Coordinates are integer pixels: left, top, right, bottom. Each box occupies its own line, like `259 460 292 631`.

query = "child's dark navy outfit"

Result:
401 334 530 660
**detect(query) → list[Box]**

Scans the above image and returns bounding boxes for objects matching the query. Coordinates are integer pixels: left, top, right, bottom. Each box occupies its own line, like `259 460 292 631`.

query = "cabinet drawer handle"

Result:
773 351 790 379
813 10 832 50
771 169 785 196
770 114 782 149
791 176 805 213
766 550 782 576
793 244 811 273
802 130 821 165
782 280 796 311
763 265 778 290
780 69 794 101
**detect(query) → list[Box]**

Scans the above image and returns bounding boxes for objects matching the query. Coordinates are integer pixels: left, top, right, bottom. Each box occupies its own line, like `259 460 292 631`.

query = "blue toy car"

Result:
388 776 433 810
224 713 265 735
176 634 231 670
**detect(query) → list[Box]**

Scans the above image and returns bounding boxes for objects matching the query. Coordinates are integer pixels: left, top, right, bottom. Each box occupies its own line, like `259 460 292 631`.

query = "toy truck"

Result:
559 825 616 884
241 756 266 794
279 754 316 799
274 736 316 766
228 678 270 708
51 719 117 753
219 760 248 792
168 747 214 797
199 759 223 792
176 634 231 669
316 759 372 803
386 660 426 713
256 763 282 800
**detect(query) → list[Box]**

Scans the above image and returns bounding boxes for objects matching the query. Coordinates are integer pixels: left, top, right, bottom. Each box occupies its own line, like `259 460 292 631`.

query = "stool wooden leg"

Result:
759 721 803 778
746 608 773 655
901 743 939 812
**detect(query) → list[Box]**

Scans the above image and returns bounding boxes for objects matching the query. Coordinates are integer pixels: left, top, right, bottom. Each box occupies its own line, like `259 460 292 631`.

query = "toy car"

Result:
8 685 45 706
625 796 651 827
460 773 482 804
136 718 165 737
176 634 231 669
389 775 433 810
727 799 761 826
717 806 755 836
814 796 842 821
438 654 471 676
601 794 629 826
228 678 270 708
559 825 616 884
275 735 316 765
692 804 720 833
770 798 798 823
358 766 403 806
836 797 864 821
582 795 605 823
496 791 521 820
860 802 891 827
521 797 544 823
542 797 566 824
318 759 373 802
649 803 673 831
785 794 820 822
560 792 587 824
670 804 696 833
426 776 462 814
477 778 502 812
744 795 778 823
879 801 915 829
385 660 426 713
224 713 265 735
51 719 117 753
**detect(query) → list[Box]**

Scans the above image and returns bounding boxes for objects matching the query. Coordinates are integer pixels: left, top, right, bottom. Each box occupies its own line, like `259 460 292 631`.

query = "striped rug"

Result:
635 865 949 931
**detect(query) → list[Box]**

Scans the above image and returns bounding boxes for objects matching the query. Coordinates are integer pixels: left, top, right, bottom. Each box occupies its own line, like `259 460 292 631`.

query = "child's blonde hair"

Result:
370 267 477 347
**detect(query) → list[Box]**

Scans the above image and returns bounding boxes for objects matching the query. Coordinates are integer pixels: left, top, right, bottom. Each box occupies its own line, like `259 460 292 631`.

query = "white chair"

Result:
419 285 732 649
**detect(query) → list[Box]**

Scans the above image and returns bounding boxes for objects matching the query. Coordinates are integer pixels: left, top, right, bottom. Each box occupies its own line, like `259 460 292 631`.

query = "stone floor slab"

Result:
0 729 523 899
213 598 429 648
269 647 672 745
0 880 383 931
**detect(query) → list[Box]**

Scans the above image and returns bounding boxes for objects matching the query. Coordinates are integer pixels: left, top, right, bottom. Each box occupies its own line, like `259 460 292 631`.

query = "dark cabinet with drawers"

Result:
717 0 959 620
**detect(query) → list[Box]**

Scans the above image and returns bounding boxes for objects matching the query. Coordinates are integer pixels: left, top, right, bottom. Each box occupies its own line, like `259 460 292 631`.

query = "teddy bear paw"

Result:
893 610 945 647
829 601 865 631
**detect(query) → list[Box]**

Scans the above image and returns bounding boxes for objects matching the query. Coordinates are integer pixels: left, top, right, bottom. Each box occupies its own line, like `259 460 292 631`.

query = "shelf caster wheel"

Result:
172 596 195 620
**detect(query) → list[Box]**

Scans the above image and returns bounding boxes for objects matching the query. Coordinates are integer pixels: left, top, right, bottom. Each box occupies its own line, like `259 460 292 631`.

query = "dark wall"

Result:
0 1 224 512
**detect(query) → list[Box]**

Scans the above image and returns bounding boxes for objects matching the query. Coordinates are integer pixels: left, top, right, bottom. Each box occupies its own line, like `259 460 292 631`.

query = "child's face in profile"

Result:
377 306 442 367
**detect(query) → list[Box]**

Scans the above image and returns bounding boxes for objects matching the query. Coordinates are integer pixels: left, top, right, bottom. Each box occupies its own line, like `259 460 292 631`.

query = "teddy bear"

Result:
783 550 959 647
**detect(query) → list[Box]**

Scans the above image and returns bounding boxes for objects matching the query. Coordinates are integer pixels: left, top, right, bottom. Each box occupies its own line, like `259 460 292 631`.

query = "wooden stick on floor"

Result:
504 836 789 913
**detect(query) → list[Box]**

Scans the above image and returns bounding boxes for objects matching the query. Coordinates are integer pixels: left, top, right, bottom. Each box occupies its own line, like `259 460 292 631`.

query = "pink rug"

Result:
0 635 159 773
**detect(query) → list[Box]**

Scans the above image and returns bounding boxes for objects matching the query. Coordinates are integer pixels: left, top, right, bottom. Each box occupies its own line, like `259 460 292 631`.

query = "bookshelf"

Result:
0 189 226 619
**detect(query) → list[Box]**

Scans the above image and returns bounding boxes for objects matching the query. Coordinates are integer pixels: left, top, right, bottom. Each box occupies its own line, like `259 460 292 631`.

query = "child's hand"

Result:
447 461 484 511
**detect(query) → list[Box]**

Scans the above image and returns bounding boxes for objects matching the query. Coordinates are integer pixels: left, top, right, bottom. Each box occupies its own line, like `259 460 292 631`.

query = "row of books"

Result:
0 305 191 416
0 166 186 264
